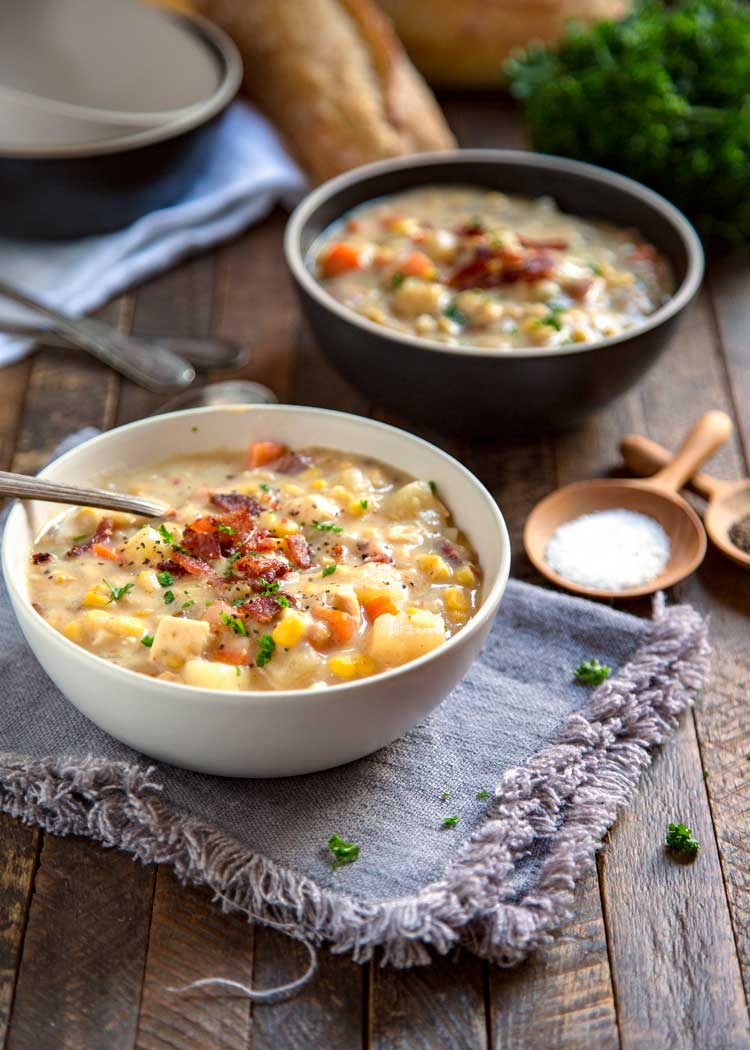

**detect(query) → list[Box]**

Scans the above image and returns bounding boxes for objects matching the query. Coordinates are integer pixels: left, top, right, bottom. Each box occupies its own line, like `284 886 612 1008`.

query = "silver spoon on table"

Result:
0 277 248 390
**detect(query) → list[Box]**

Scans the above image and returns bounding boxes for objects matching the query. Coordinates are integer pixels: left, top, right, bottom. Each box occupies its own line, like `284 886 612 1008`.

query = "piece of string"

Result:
165 885 318 1003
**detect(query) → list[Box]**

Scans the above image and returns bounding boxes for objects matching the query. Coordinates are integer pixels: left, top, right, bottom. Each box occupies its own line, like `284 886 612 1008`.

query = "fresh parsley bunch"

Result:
506 0 750 244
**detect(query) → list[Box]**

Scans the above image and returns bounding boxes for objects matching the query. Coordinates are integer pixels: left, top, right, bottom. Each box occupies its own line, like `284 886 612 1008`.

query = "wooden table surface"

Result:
1 98 750 1050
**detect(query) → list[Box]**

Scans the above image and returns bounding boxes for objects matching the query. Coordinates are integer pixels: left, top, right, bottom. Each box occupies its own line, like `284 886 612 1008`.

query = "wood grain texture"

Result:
251 931 364 1050
6 835 154 1050
490 873 618 1049
0 819 39 1046
370 952 487 1050
135 868 254 1050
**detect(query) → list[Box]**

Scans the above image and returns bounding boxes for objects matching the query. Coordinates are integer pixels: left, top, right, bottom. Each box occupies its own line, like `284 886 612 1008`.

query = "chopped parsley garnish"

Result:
71 533 89 543
102 579 134 604
163 590 175 605
442 815 460 829
588 259 604 276
216 523 236 536
141 634 154 648
235 666 241 677
539 308 564 331
224 550 243 577
256 633 275 667
360 499 369 509
276 595 291 609
443 303 468 326
181 600 196 610
440 790 449 801
464 216 485 234
312 520 343 533
156 570 174 587
158 524 175 545
322 564 337 577
259 482 271 493
327 833 360 870
231 596 247 607
476 789 490 800
259 580 280 594
574 658 612 686
429 481 437 494
666 822 700 859
389 270 405 291
220 611 248 637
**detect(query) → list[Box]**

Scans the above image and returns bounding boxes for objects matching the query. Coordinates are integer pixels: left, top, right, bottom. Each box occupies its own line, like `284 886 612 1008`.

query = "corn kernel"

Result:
82 610 146 639
271 611 306 648
283 483 304 496
64 621 85 643
134 610 151 618
330 485 351 503
311 479 326 490
416 554 452 582
348 498 369 517
328 654 377 679
443 587 469 612
136 569 160 594
258 511 299 537
454 566 476 588
53 573 75 584
82 587 110 609
74 507 100 529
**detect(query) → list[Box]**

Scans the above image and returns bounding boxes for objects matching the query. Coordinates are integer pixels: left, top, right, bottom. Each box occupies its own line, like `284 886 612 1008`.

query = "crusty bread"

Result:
378 0 633 88
193 0 456 183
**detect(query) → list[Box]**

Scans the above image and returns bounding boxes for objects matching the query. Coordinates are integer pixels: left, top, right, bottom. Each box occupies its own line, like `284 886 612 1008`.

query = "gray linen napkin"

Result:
0 547 708 968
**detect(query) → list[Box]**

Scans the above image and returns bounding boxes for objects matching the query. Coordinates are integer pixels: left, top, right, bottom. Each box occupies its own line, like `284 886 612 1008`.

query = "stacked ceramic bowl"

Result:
0 0 242 239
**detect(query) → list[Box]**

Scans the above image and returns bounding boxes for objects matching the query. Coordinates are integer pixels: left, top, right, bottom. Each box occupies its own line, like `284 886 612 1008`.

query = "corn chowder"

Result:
28 441 481 691
310 186 673 350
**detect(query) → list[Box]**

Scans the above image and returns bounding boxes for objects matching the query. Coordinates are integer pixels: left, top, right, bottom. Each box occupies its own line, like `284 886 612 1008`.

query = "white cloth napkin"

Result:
0 101 306 366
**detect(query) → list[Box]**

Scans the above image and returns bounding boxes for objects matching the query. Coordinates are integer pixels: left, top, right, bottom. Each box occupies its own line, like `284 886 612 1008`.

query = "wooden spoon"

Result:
621 433 750 571
523 410 733 599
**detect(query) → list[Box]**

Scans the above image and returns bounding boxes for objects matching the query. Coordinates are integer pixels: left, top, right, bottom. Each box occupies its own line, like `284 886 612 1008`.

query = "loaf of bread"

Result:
193 0 456 183
377 0 633 88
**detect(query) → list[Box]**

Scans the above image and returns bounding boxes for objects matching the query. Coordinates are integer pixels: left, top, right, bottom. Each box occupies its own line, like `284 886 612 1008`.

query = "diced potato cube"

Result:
392 278 449 319
328 654 376 679
81 609 147 640
443 587 469 612
454 566 476 588
329 485 351 503
416 554 452 582
351 563 405 606
182 658 249 691
369 609 446 667
120 525 169 566
75 506 138 530
383 480 436 520
271 610 307 648
262 644 326 690
282 483 304 496
150 615 210 669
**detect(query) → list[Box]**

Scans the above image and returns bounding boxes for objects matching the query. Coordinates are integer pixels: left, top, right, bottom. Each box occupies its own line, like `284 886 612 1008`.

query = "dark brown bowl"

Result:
284 151 704 437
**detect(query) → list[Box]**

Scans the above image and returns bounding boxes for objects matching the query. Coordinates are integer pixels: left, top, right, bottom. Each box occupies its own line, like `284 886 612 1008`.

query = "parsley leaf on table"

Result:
327 834 360 870
574 658 612 686
666 822 700 858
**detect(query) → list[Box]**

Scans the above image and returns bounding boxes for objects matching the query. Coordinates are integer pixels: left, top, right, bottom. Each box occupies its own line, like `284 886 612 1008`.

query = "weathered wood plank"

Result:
490 872 618 1049
0 360 31 476
370 952 486 1050
0 819 39 1047
6 835 154 1050
708 254 750 464
251 932 363 1050
135 868 254 1050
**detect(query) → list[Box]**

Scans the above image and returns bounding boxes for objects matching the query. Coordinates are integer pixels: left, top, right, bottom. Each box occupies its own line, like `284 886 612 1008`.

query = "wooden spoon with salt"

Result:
524 410 733 600
621 432 750 571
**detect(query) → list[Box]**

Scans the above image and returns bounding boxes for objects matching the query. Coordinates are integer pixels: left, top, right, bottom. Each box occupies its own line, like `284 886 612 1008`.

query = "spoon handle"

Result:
0 278 195 393
646 411 733 495
0 471 168 518
620 434 727 501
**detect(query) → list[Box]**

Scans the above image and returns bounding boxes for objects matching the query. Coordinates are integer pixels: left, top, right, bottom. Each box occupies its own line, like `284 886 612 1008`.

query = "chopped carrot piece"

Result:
401 251 437 280
248 441 287 468
189 515 217 534
92 543 120 562
364 596 399 621
213 650 248 666
312 606 357 644
318 243 363 278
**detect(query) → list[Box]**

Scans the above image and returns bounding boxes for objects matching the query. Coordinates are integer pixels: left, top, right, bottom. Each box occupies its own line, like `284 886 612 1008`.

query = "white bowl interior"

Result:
4 405 510 699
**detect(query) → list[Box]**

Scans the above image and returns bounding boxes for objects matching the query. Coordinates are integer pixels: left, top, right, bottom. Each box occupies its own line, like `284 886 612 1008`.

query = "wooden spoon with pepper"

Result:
620 432 750 571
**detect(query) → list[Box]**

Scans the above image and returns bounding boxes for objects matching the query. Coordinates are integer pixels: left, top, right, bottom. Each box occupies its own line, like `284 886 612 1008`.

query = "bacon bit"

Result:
455 220 485 237
284 533 311 569
171 550 217 579
156 558 189 576
518 235 569 251
439 539 463 565
565 276 594 302
274 451 313 474
330 544 345 561
209 492 263 516
248 441 288 469
239 594 284 624
31 551 53 564
187 515 217 534
66 518 113 558
631 243 658 262
92 543 120 562
448 246 556 290
182 525 222 561
231 553 290 584
345 218 364 233
357 539 393 564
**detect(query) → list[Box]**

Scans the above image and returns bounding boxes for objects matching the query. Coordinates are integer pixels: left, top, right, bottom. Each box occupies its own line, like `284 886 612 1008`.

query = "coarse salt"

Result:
545 509 671 591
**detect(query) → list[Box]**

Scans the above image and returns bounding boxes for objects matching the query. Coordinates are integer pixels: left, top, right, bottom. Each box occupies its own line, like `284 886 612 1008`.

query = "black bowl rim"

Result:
0 11 242 159
284 149 705 363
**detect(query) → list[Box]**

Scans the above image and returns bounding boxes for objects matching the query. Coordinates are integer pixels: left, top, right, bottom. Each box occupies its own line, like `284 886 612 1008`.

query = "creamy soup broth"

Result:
311 186 674 350
28 442 481 691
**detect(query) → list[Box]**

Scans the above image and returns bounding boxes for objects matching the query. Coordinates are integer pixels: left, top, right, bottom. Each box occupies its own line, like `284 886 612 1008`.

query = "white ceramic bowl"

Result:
2 406 510 777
